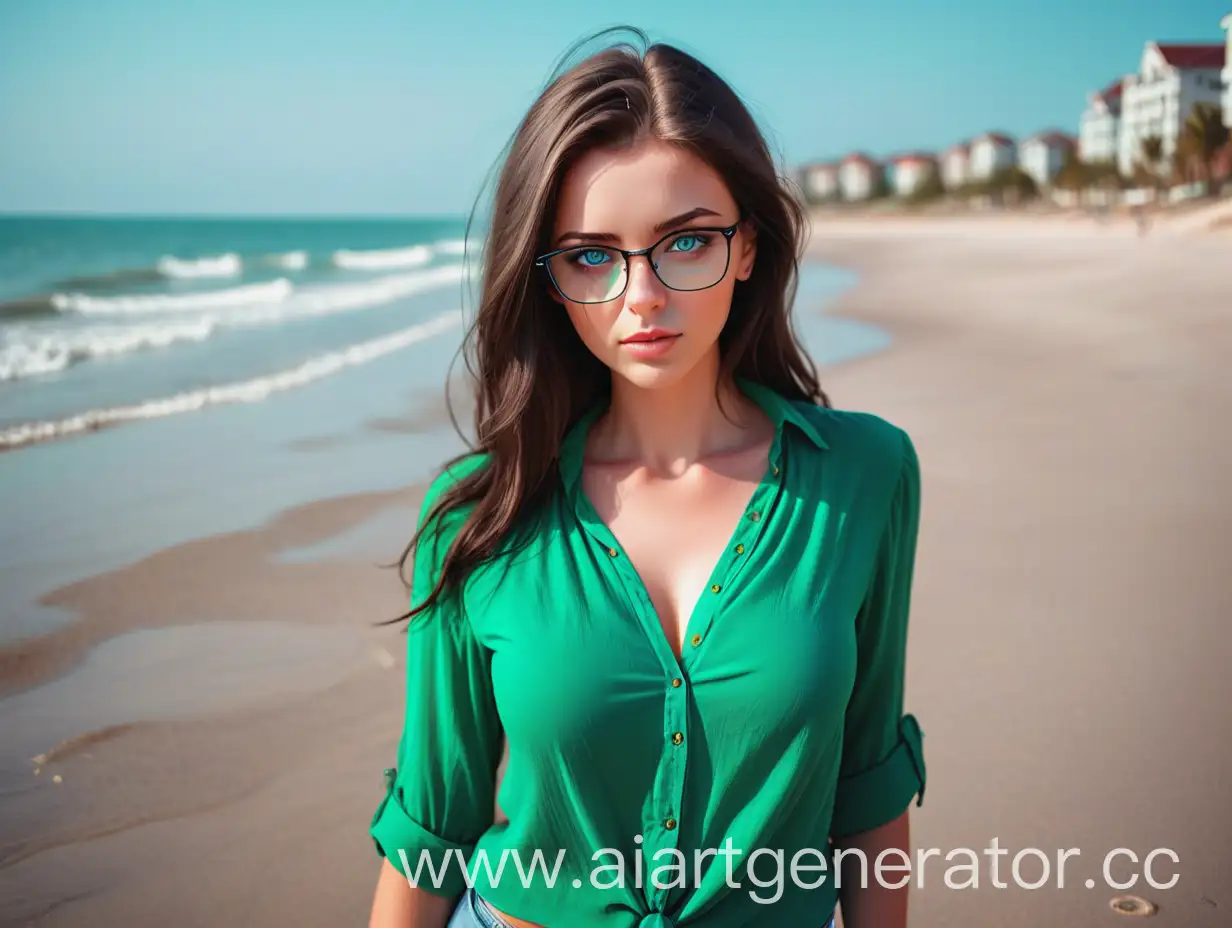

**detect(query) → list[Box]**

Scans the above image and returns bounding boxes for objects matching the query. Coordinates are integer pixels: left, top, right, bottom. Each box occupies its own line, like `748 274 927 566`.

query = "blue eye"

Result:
667 233 708 253
573 249 611 268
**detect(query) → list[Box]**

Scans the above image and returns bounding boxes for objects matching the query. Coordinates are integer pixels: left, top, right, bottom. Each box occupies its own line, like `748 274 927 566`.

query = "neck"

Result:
589 351 764 477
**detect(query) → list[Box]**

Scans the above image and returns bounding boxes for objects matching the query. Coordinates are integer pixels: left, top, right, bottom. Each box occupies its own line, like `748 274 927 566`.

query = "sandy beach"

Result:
1 211 1230 927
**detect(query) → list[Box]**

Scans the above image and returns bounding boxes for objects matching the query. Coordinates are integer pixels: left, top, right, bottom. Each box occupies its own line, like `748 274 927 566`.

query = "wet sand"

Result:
1 215 1230 926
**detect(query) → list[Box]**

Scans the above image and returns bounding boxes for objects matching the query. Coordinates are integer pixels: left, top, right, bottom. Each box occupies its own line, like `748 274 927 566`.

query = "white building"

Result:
838 153 881 201
1116 41 1226 178
800 162 840 202
1222 15 1232 127
968 132 1017 180
941 142 970 189
1018 131 1076 187
891 153 939 197
1079 79 1124 166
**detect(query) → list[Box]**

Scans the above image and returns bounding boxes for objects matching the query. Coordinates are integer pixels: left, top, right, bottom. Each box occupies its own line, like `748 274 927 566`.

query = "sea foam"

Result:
156 253 243 278
0 311 463 451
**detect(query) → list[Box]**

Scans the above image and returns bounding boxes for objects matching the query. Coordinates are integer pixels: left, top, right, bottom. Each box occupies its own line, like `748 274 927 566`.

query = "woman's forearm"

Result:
833 810 913 928
369 858 458 928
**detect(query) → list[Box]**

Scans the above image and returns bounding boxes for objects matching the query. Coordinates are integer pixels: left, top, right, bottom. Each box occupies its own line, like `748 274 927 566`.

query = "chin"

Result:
610 358 694 392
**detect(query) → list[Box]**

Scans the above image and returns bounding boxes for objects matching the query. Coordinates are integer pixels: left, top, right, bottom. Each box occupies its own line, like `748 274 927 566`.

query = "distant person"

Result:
1133 202 1151 237
367 26 927 928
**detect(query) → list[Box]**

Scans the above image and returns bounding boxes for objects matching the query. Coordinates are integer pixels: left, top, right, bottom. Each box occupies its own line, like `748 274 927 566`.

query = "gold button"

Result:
748 511 761 522
710 583 721 593
774 465 780 475
664 817 677 830
690 633 702 647
671 677 683 688
608 547 618 557
734 544 745 554
671 731 684 745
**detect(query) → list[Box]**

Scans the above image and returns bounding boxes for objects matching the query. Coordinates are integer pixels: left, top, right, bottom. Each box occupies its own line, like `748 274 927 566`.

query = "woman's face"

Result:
547 139 755 392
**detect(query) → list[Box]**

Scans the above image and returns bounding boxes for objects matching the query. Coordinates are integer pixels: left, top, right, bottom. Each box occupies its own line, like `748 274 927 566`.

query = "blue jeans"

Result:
446 887 837 927
447 888 515 928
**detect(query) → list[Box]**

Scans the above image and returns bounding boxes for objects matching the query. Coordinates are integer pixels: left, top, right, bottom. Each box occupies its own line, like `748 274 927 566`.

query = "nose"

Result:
622 253 667 317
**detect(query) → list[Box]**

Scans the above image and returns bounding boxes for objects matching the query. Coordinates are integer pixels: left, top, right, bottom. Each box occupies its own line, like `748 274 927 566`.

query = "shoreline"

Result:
0 482 423 699
2 220 1230 925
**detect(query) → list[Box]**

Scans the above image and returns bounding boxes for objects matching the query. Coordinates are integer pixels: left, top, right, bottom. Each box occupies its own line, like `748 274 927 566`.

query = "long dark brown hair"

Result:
388 26 829 626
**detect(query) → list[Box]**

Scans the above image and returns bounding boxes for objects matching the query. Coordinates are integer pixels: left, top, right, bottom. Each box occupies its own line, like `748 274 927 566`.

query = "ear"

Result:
735 221 757 281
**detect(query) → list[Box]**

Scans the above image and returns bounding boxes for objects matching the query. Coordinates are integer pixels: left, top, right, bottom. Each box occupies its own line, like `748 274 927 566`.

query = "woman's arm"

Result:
367 458 503 927
830 426 927 928
833 810 912 928
369 858 458 928
369 735 510 927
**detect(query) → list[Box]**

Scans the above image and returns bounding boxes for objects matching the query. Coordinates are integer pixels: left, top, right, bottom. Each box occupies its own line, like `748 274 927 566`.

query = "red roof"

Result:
1098 78 1124 102
841 152 878 167
974 132 1015 147
1027 130 1076 148
892 152 937 166
1154 43 1224 69
944 141 971 155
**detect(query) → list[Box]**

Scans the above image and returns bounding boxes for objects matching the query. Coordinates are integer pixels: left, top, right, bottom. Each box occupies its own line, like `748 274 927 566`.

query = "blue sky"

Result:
1 0 1228 216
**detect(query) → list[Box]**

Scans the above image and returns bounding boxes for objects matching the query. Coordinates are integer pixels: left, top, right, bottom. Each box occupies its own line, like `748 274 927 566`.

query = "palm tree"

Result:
1177 102 1231 195
1051 147 1089 205
1140 135 1163 165
1136 134 1164 187
1173 132 1203 188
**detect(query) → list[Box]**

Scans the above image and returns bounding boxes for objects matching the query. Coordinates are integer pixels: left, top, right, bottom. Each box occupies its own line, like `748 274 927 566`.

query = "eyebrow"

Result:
554 207 725 247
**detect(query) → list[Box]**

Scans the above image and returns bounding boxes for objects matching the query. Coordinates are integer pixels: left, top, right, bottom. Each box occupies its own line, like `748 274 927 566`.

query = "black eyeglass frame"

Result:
533 221 742 305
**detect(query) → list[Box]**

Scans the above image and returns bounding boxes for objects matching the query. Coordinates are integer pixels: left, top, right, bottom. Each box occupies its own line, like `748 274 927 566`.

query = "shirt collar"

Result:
558 376 828 497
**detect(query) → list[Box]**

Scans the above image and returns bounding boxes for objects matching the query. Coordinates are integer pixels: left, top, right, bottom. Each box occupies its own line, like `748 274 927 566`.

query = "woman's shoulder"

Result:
417 450 493 530
792 401 916 473
423 450 492 500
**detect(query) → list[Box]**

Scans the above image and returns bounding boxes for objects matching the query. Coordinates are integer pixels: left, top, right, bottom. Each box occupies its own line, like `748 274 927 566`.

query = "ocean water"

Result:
0 216 887 645
0 216 474 445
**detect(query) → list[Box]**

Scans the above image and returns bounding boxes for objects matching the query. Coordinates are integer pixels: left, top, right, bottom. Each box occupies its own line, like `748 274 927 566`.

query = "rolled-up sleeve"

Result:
370 463 503 898
831 429 927 840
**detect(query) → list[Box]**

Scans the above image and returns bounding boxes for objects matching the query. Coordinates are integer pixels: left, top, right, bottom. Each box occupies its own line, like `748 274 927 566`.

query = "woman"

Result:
368 28 926 928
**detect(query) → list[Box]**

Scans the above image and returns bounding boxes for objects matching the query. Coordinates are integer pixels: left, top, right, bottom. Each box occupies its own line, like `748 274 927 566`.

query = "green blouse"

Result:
370 378 926 928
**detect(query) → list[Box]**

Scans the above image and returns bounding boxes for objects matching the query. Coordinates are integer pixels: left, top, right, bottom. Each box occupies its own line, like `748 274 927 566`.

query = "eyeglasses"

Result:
534 221 741 305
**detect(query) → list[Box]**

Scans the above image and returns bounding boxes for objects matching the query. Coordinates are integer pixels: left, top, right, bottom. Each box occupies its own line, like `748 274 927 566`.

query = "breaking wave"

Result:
0 311 463 451
155 253 242 279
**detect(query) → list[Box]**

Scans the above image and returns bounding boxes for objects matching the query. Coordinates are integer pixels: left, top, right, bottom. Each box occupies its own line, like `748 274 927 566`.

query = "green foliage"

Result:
868 167 891 200
905 168 946 204
955 178 988 199
1176 102 1231 194
987 165 1039 202
1184 102 1230 157
1052 148 1087 191
1084 159 1125 189
1139 135 1164 166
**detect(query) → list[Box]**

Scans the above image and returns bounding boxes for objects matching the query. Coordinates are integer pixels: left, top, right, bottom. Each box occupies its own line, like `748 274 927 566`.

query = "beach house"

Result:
1116 41 1226 178
968 133 1017 180
800 162 840 202
890 153 939 197
940 142 970 190
1018 131 1076 188
838 153 880 201
1079 79 1124 166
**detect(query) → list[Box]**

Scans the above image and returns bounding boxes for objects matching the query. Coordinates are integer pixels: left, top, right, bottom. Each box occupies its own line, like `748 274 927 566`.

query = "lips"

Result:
622 331 680 344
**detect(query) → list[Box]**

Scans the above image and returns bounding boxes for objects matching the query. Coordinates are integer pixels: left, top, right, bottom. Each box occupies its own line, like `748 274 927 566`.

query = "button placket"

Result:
649 669 688 912
679 471 781 663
